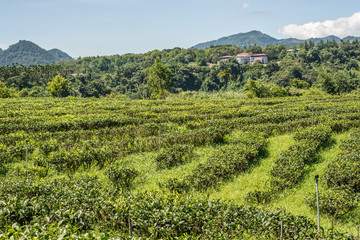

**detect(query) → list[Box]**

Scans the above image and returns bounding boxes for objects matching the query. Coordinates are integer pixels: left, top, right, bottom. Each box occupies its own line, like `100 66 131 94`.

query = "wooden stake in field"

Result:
129 218 133 238
159 100 163 154
315 174 321 237
25 140 29 179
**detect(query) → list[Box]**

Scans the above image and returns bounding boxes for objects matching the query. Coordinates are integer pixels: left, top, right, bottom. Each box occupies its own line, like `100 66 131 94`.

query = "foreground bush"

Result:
1 177 351 239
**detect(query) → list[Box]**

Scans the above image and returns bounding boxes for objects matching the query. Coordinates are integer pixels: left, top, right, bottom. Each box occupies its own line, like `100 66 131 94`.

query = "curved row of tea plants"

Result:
163 131 267 192
0 177 352 239
247 125 332 204
305 129 360 220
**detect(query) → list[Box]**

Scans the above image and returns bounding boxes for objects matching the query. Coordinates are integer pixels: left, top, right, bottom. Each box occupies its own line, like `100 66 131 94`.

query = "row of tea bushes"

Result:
247 125 332 204
0 177 352 239
324 129 360 192
163 131 267 192
305 129 360 220
271 125 332 188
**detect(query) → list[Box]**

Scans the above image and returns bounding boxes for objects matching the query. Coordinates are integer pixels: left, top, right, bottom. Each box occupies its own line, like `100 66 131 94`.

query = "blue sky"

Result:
1 0 360 58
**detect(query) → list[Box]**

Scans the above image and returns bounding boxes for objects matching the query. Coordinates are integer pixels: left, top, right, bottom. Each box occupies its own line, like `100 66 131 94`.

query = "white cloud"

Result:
278 12 360 39
242 3 249 9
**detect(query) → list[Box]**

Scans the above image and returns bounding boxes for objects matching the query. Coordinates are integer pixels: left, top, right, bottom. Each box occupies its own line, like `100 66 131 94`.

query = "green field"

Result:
1 95 360 239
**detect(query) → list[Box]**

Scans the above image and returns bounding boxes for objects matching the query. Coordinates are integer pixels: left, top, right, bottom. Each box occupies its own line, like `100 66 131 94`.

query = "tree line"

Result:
0 39 360 98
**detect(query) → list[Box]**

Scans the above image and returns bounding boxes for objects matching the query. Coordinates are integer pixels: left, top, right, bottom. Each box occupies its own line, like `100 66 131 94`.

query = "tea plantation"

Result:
1 95 360 239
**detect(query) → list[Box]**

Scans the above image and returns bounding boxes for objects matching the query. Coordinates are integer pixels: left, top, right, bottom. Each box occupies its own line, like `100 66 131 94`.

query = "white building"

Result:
249 54 268 64
218 53 269 65
235 53 251 64
235 53 268 65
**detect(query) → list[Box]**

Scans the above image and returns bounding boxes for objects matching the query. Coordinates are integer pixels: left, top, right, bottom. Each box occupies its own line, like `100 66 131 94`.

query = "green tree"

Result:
146 58 173 99
243 79 269 98
317 71 336 94
0 81 10 98
218 68 231 80
47 75 71 97
248 45 263 54
290 78 310 89
333 71 352 94
218 68 232 90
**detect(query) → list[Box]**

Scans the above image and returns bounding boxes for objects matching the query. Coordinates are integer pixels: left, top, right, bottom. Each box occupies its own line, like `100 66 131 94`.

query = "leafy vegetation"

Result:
0 177 330 239
1 39 360 98
1 94 360 238
304 129 360 221
47 74 72 97
155 144 193 169
146 57 173 99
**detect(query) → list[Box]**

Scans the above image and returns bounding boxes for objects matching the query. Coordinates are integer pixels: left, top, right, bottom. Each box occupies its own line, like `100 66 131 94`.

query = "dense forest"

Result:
1 39 360 98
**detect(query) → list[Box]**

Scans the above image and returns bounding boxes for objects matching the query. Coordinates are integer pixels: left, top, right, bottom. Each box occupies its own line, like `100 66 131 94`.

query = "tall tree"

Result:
0 81 10 98
146 58 173 99
218 68 232 90
317 71 336 94
47 75 71 97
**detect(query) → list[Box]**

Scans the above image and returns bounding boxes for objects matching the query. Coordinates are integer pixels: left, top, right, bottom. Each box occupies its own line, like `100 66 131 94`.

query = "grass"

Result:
208 134 295 204
131 144 222 192
206 131 360 236
268 131 359 236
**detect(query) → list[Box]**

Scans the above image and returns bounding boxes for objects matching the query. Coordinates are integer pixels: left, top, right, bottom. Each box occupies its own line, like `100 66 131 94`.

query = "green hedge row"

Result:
1 177 352 239
164 131 267 192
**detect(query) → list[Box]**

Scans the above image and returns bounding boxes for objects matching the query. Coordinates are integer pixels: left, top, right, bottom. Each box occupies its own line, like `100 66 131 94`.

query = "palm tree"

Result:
218 68 232 90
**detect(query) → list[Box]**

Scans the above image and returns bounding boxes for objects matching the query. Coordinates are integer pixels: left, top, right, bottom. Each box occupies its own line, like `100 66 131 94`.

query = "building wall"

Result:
236 56 250 65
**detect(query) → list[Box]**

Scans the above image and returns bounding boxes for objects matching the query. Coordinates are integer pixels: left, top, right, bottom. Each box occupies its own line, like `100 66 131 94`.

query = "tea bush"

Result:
155 144 194 169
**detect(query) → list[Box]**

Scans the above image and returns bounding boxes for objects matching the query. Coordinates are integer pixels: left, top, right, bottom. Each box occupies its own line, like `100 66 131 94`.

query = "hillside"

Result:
192 30 281 49
2 39 360 99
192 30 360 49
0 40 73 67
1 95 359 238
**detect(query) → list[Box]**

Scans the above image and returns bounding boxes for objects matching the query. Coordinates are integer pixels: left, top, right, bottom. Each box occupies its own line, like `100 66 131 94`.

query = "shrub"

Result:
106 165 139 190
160 178 190 194
269 125 332 191
155 144 193 169
306 187 358 219
245 190 273 204
0 81 10 98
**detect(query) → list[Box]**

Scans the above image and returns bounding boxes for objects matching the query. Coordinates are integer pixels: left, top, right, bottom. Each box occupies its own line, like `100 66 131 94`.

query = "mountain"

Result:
192 31 279 49
343 36 360 42
0 40 73 67
192 31 360 49
48 48 73 62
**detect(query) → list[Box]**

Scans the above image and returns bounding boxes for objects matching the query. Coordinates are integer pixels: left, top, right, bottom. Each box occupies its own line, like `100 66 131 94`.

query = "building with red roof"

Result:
235 53 268 65
218 53 268 65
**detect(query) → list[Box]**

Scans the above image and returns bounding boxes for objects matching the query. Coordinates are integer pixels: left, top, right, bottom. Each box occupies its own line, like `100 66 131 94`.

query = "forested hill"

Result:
192 30 360 49
1 39 360 98
0 40 73 67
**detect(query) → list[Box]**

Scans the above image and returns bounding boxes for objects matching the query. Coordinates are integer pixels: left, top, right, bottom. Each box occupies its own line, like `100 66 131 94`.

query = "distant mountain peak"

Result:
192 31 360 49
0 40 73 67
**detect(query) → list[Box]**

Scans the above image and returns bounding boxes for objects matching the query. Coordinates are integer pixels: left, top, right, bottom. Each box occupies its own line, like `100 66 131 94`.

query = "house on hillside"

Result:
219 56 234 62
235 53 251 64
220 53 269 65
249 54 268 64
